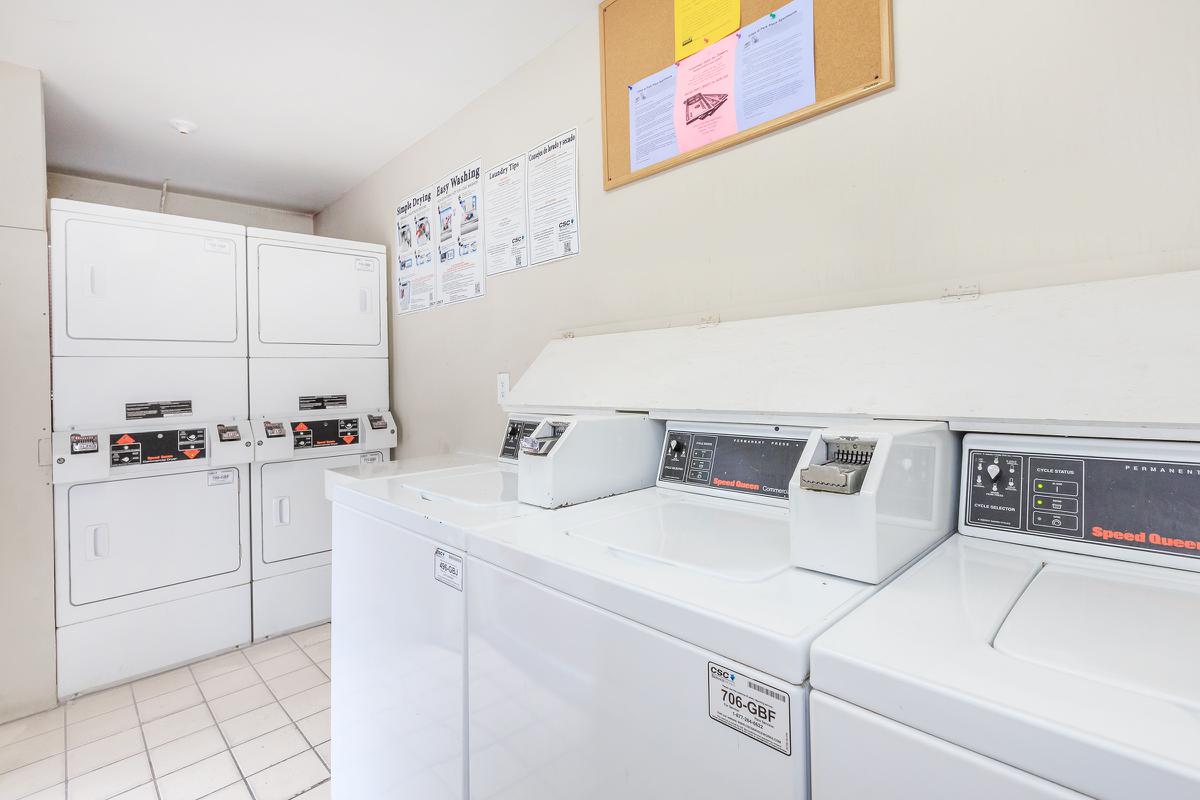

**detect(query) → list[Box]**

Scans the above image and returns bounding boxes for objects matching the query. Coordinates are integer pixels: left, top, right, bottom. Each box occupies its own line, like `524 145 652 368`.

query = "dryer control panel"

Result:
251 412 396 464
291 418 360 449
110 428 206 467
52 421 254 484
659 427 810 502
962 434 1200 568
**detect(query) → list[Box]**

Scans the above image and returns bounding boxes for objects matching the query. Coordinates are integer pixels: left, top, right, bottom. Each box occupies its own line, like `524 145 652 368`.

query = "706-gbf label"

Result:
707 662 791 756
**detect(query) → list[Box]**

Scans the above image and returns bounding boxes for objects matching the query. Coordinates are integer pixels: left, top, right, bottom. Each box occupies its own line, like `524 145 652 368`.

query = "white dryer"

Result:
249 410 396 639
52 419 254 697
49 200 254 697
809 433 1200 800
329 414 665 800
460 419 958 800
49 199 248 425
245 228 393 640
246 227 386 361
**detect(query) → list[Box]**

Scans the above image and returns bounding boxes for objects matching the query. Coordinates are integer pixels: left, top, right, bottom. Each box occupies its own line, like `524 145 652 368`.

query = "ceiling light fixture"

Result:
169 119 198 135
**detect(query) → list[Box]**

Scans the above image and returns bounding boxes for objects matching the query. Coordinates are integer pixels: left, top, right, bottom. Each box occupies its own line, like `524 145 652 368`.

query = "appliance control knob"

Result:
986 463 1003 482
507 423 521 439
668 438 685 456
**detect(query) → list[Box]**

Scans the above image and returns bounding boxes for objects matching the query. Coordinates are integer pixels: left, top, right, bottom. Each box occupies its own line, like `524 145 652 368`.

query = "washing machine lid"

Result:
810 534 1200 800
469 490 874 685
325 452 493 500
331 462 543 550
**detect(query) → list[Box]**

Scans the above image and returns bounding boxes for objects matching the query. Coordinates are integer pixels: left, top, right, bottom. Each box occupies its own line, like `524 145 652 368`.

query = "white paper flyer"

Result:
484 154 530 275
527 129 580 266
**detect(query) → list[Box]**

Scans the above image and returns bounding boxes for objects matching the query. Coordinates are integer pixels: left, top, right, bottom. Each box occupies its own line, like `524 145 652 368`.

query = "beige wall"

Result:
0 62 56 723
318 0 1200 460
48 173 314 233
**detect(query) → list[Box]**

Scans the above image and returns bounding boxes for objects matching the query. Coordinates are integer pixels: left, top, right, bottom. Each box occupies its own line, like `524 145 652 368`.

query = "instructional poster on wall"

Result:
394 186 437 314
434 159 486 305
484 154 530 275
629 65 680 172
527 129 580 266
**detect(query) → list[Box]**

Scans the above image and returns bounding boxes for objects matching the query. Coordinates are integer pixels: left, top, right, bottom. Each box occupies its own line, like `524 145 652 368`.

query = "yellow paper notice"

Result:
674 0 741 61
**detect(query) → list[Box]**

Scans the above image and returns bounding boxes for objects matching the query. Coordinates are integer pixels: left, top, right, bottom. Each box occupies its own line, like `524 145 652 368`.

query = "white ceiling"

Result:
0 0 596 212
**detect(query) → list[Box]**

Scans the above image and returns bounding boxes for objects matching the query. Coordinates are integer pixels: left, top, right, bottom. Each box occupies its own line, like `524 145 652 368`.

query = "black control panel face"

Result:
500 418 539 460
292 419 359 449
967 449 1200 559
659 430 808 499
110 428 206 467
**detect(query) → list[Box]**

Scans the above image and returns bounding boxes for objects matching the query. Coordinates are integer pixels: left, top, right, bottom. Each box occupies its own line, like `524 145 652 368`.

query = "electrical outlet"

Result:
496 372 510 404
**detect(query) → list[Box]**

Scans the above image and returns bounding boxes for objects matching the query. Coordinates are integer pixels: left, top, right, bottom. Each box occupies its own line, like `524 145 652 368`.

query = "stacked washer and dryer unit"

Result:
49 200 392 697
246 228 394 640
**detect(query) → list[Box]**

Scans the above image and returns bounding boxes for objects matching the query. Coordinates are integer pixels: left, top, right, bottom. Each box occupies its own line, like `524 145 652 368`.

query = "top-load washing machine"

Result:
245 228 394 639
459 418 958 800
49 200 254 696
329 414 666 800
808 432 1200 800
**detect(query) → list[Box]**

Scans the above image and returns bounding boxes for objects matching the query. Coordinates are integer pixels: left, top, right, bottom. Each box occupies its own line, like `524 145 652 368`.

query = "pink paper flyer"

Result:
673 33 738 154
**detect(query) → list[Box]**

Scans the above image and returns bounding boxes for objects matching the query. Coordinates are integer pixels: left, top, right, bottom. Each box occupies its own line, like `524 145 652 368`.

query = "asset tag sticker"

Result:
434 548 464 591
707 662 791 756
355 257 376 272
203 238 233 254
207 469 235 486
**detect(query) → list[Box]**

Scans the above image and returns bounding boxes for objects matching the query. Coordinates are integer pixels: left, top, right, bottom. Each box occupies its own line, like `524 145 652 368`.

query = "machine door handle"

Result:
359 288 371 312
88 265 104 297
86 524 110 559
272 497 291 526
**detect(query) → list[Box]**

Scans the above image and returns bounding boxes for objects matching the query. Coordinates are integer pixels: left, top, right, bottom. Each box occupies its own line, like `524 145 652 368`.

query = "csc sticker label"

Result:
707 661 791 756
434 548 464 591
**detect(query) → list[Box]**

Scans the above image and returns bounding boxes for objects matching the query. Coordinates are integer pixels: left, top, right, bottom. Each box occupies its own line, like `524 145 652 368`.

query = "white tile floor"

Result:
0 624 333 800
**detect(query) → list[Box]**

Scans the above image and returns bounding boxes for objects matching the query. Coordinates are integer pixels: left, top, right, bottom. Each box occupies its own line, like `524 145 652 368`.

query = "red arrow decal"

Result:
294 422 309 432
116 434 135 445
342 435 355 444
183 449 200 459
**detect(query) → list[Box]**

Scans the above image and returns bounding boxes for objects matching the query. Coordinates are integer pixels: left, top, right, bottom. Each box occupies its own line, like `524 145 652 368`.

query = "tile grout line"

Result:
187 660 253 800
0 627 331 800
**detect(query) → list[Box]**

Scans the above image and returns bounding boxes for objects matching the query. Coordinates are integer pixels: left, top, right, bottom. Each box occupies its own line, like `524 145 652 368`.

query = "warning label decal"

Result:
707 662 791 756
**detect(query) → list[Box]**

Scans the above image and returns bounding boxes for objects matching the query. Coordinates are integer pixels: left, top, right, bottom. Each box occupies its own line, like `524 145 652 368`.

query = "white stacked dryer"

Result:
49 200 254 697
246 228 394 640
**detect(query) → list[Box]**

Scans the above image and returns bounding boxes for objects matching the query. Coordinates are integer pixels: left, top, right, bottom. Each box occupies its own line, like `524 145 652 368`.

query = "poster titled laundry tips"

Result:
434 159 486 305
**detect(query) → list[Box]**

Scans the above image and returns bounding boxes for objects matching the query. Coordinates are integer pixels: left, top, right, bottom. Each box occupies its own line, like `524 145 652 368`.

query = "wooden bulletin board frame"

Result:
599 0 894 190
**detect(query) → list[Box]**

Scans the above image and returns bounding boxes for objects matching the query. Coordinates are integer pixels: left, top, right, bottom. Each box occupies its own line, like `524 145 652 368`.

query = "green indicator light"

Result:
1036 499 1043 506
1037 482 1044 490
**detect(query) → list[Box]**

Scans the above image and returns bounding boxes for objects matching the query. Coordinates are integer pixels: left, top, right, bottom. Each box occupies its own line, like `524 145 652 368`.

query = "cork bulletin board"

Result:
599 0 894 189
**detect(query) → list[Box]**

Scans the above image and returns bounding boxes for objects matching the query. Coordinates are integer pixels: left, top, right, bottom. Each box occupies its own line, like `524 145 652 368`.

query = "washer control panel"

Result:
966 442 1200 560
500 417 541 461
109 428 207 467
659 428 810 500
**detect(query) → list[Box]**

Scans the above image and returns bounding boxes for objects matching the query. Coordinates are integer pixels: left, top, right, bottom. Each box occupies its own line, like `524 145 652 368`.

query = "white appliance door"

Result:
68 471 242 606
254 243 382 348
333 504 465 800
810 692 1088 799
260 453 373 564
467 557 805 800
62 218 241 346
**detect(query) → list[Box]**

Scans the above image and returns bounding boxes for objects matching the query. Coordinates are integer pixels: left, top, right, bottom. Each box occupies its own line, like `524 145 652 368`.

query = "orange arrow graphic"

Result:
183 449 200 459
116 434 135 445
